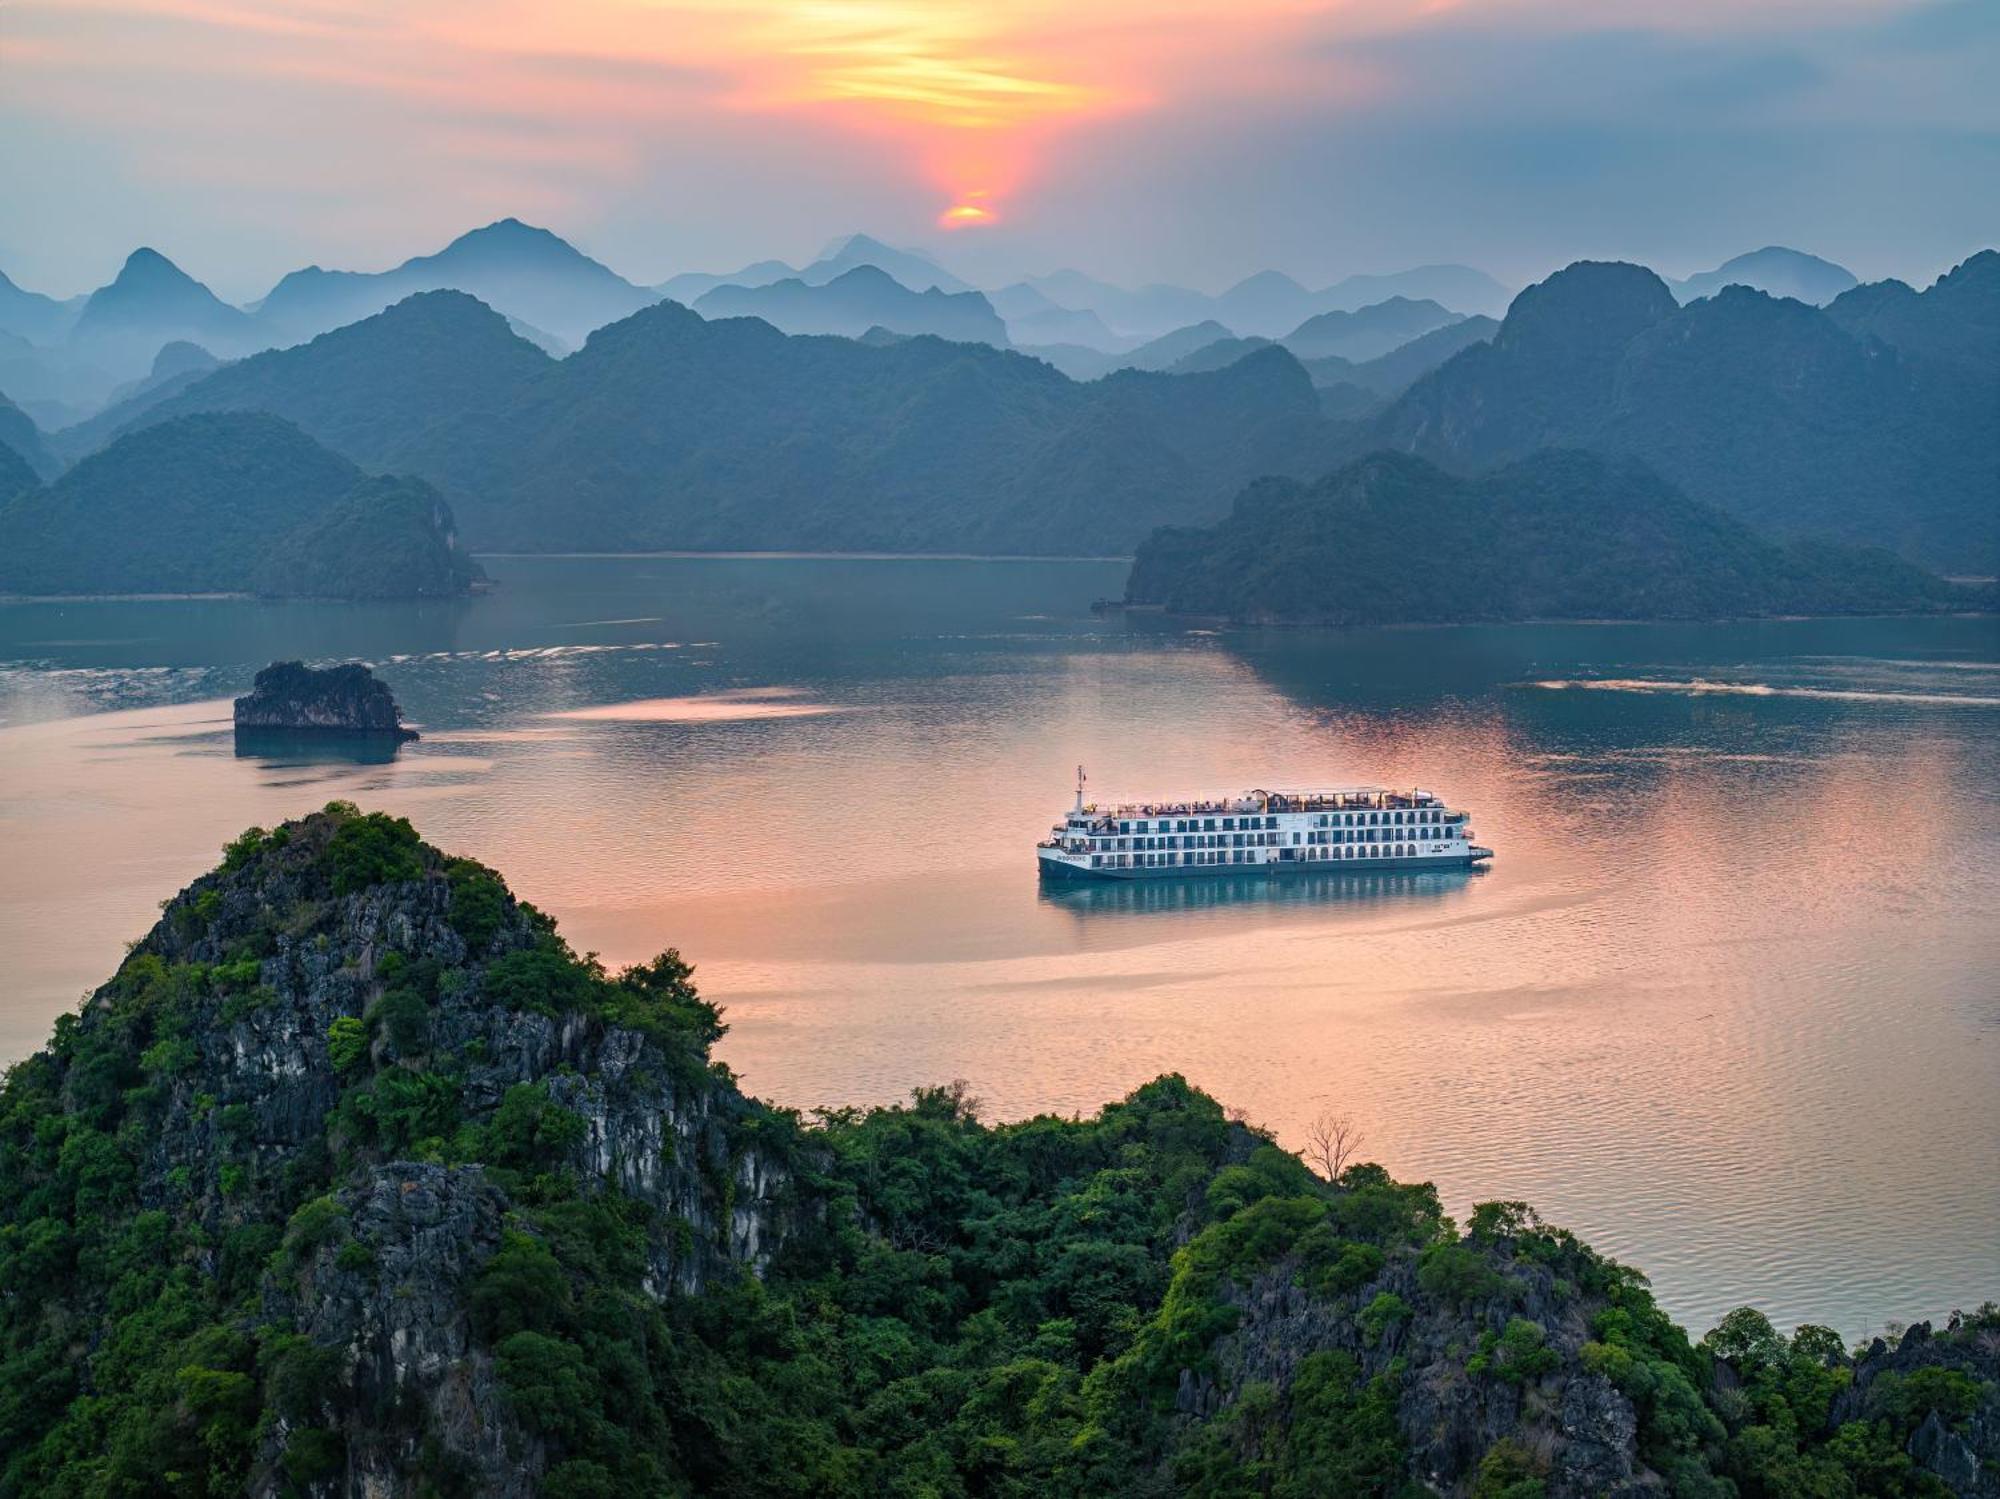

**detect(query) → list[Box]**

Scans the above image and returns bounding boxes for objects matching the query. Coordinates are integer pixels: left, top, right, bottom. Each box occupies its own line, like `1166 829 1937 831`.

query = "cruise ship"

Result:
1037 772 1492 881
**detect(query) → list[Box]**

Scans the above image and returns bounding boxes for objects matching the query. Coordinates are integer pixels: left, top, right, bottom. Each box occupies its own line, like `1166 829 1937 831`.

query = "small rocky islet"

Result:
232 659 418 741
0 803 1990 1496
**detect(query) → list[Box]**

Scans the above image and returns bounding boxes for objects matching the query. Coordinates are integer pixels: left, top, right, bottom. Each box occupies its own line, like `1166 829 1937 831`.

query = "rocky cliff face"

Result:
0 805 800 1496
1193 1251 1658 1498
233 659 418 738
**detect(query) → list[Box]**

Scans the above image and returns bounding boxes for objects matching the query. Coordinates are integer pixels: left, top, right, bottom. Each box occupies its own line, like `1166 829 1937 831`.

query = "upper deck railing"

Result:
1072 787 1440 819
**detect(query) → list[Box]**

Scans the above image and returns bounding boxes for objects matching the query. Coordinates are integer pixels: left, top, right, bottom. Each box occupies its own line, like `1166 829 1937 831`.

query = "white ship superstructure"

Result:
1037 772 1492 881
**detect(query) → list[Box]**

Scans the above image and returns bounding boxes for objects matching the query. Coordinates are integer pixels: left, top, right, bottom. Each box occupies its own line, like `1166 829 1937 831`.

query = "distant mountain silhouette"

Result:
988 283 1060 321
1315 265 1514 318
1672 247 1858 306
1166 337 1274 375
1340 316 1498 395
1020 264 1511 335
1006 303 1120 348
1126 449 1963 624
0 390 57 478
116 291 551 468
1281 298 1462 361
1213 271 1318 337
69 249 256 376
693 266 1009 345
50 342 227 464
1826 249 2000 375
654 259 797 304
1377 261 1678 458
1367 257 1998 570
0 269 80 345
102 339 219 407
0 436 35 505
0 412 480 598
1123 321 1242 371
255 219 656 347
1025 305 1486 384
1020 272 1214 337
801 235 970 293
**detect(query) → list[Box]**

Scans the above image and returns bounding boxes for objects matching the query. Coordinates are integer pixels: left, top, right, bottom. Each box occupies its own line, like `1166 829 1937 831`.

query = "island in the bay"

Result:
1124 450 1978 626
232 660 420 741
0 412 484 601
0 803 1990 1497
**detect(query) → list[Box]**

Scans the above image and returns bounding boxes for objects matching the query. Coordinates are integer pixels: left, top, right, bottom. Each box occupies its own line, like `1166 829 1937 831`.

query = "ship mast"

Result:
1074 764 1087 814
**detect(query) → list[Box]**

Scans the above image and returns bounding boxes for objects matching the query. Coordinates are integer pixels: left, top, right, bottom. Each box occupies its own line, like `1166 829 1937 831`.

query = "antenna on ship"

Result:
1074 764 1087 814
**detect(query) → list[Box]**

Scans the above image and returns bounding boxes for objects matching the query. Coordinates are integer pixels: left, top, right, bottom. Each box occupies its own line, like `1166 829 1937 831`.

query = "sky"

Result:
1 0 1996 301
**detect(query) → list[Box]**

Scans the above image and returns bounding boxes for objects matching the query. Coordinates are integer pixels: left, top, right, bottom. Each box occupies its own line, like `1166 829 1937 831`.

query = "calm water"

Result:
1 556 1995 1340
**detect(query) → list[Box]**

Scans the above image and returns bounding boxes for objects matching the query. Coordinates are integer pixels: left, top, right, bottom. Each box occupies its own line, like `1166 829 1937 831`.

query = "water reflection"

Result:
0 559 1994 1342
232 728 407 765
1038 867 1482 921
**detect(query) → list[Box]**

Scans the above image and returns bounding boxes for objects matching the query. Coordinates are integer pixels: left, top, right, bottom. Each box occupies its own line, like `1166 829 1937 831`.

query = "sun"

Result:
938 202 996 230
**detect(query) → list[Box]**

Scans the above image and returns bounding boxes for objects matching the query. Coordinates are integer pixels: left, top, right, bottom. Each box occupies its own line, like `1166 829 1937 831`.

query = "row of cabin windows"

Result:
1083 825 1451 853
1113 808 1447 835
1089 842 1431 870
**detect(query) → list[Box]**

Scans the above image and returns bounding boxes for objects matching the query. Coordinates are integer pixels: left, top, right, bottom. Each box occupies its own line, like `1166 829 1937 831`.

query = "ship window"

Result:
1265 816 1277 829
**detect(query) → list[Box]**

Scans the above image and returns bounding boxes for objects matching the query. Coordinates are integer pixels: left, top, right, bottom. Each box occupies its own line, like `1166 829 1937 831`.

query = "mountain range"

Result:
1021 263 1514 337
0 221 1904 433
656 233 971 304
1670 246 1859 306
85 289 1342 554
1364 253 1999 571
1024 299 1470 383
692 265 1010 345
2 221 1990 575
254 218 656 348
30 244 1995 572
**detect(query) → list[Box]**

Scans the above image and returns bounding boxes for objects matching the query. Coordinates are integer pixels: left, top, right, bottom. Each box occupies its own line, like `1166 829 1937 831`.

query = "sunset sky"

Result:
2 0 1995 298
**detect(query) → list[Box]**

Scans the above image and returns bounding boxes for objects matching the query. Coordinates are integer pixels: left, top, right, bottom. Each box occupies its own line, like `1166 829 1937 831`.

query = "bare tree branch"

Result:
1305 1110 1365 1181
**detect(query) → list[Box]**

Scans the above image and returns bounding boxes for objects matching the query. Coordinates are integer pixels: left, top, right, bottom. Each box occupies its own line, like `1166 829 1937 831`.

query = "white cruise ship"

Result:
1037 772 1492 882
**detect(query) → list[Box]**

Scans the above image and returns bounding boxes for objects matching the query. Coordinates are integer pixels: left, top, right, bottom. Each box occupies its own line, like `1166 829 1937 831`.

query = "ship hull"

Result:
1037 848 1491 882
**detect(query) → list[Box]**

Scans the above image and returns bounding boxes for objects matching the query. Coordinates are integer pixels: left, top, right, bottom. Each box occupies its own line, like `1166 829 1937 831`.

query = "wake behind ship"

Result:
1037 772 1493 882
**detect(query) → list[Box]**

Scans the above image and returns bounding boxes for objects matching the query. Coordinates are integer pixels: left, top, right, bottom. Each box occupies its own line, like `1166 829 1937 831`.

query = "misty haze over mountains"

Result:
0 217 1993 601
0 220 1913 423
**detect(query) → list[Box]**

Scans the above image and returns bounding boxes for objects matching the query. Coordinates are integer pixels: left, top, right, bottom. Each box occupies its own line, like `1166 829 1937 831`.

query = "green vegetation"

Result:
250 473 484 599
0 411 482 598
0 803 1993 1497
1126 449 1966 624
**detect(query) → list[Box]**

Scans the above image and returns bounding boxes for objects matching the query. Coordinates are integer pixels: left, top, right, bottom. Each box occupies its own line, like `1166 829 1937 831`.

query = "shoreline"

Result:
475 548 1133 562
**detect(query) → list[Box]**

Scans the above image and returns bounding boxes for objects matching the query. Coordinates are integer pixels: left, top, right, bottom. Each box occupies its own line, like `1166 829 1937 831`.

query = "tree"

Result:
1305 1111 1366 1181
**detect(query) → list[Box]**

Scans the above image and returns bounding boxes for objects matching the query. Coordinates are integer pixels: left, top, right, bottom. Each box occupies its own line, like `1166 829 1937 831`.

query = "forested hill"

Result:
0 412 483 598
0 803 1993 1497
1364 255 1999 573
1125 450 1967 624
65 254 1996 565
126 289 555 465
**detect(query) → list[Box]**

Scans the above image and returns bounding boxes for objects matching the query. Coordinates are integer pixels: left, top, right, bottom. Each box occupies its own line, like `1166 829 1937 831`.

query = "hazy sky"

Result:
2 0 1995 300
